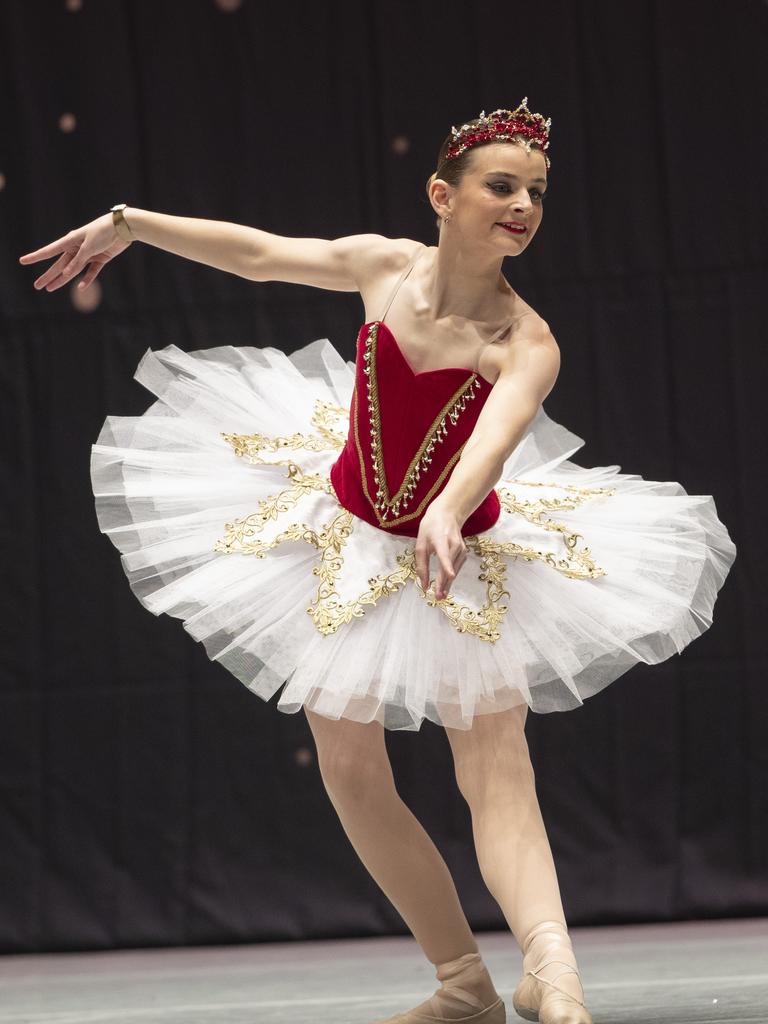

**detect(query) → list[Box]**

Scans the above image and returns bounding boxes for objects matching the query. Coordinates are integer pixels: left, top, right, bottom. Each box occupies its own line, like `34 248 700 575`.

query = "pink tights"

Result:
305 702 584 1017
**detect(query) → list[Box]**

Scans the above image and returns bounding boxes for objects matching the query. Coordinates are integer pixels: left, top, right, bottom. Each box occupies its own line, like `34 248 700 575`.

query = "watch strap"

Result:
110 203 134 243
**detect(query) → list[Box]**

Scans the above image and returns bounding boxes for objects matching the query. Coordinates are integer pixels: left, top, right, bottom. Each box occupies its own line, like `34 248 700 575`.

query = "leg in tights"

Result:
305 708 502 1019
445 702 587 1009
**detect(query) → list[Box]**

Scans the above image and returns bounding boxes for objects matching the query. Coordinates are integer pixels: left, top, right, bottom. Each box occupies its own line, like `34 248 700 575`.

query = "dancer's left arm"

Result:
415 323 560 600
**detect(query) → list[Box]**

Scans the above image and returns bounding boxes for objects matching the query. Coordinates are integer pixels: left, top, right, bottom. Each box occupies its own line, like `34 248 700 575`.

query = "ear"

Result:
428 177 453 221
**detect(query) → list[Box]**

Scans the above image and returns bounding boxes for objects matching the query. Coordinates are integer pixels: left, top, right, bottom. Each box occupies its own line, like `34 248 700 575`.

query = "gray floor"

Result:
0 917 766 1024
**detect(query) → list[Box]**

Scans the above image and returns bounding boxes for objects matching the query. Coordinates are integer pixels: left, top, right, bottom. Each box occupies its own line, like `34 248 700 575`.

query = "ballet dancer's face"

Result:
438 140 547 254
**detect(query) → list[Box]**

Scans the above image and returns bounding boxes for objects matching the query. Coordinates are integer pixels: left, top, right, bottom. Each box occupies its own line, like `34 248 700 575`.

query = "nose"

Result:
510 188 534 214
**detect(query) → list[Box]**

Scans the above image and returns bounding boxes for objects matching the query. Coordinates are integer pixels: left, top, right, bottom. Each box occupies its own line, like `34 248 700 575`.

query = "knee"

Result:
305 710 395 804
453 744 536 806
447 705 536 805
317 746 395 804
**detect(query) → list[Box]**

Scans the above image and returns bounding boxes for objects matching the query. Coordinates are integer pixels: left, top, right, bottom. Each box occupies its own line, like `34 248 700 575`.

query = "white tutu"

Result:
90 338 737 731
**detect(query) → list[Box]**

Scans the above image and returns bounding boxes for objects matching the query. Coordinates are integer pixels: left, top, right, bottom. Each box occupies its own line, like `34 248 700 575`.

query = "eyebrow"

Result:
486 171 548 186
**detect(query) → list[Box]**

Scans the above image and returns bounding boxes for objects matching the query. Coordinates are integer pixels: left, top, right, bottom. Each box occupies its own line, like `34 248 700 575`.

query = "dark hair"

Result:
425 120 547 230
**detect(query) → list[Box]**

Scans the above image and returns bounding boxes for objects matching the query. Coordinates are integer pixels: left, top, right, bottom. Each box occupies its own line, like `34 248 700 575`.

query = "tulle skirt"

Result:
90 338 737 731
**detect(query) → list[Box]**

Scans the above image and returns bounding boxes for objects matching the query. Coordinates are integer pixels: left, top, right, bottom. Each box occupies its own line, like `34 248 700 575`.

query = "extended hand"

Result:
18 213 132 292
414 501 468 601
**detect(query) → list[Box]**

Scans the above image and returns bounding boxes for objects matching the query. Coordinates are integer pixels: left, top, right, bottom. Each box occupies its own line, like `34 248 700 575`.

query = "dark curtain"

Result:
1 0 765 954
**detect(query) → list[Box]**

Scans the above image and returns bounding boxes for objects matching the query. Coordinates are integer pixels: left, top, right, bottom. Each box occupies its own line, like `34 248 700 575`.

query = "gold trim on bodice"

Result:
358 321 482 528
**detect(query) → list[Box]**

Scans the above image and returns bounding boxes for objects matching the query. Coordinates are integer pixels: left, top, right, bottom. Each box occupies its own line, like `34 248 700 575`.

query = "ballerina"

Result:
19 99 736 1023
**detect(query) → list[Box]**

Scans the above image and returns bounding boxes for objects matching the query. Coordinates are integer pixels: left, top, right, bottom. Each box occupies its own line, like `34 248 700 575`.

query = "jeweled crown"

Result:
445 98 552 167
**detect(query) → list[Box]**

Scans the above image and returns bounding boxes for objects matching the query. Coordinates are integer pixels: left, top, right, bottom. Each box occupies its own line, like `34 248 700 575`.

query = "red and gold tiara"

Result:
445 98 552 167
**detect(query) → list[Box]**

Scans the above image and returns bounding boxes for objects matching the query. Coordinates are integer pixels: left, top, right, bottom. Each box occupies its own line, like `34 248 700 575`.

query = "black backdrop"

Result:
1 0 766 954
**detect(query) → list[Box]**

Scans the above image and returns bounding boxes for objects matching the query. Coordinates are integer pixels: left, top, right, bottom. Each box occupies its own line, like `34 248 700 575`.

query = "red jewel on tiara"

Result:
444 97 552 167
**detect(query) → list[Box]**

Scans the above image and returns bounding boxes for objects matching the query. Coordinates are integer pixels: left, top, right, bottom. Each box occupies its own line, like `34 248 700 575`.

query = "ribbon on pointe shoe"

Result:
513 920 593 1024
372 951 506 1023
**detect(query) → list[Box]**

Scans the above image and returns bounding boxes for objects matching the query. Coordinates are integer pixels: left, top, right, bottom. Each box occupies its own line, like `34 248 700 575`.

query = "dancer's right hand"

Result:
18 213 132 292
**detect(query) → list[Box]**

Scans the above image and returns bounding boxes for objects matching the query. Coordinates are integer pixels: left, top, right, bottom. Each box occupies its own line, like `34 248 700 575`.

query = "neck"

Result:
424 240 513 322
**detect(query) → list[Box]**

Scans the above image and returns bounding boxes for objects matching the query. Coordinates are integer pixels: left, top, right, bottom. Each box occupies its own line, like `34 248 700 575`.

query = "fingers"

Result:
436 537 470 599
34 248 82 292
77 262 103 290
434 545 456 601
414 540 431 593
18 233 72 265
415 519 468 601
417 538 467 601
19 230 89 292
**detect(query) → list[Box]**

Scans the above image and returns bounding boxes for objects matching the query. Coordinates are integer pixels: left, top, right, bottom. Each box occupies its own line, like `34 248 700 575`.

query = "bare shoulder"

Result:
482 301 560 394
521 310 559 358
351 235 425 290
351 236 426 319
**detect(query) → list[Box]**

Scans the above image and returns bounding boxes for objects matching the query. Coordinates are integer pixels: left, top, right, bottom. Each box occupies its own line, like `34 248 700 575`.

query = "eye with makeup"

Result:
489 183 547 201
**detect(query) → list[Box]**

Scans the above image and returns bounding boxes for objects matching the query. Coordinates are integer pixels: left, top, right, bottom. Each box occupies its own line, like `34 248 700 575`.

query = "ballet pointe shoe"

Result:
370 951 506 1023
512 921 593 1024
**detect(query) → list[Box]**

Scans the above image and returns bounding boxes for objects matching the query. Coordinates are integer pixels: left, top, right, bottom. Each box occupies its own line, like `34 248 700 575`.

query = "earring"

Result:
443 215 451 224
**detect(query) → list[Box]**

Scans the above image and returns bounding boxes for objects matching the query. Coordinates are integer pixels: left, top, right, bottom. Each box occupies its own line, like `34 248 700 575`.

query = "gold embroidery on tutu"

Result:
213 465 334 543
220 399 347 464
214 400 345 542
305 511 413 634
216 508 413 634
495 482 617 580
400 540 512 641
214 399 617 641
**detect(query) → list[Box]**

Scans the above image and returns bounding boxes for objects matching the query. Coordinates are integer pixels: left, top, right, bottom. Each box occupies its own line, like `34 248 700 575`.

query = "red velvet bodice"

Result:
329 320 501 537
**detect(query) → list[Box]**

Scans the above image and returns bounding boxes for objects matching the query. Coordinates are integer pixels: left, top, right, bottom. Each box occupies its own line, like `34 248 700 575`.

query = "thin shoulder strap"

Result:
379 245 525 343
486 311 525 346
379 245 425 323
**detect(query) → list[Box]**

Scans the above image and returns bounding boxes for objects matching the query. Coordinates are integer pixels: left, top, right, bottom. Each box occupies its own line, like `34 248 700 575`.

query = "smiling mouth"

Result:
496 223 527 234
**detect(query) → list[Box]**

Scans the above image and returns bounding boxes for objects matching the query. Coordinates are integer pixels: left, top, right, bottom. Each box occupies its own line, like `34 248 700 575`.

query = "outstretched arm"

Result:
414 322 560 599
113 207 282 280
19 206 396 294
122 209 379 290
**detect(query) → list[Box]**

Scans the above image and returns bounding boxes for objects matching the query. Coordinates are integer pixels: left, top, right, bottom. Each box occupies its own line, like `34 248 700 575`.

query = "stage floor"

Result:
1 917 766 1023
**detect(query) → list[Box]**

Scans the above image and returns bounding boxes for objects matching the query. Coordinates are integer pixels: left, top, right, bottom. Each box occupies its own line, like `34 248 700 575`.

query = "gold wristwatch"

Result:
109 203 134 243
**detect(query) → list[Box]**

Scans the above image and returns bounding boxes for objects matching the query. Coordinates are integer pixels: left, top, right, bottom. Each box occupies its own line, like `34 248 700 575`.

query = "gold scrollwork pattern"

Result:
495 479 617 580
395 540 513 642
221 399 348 467
304 511 414 635
214 400 617 643
216 507 415 635
213 467 333 552
214 398 346 548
